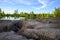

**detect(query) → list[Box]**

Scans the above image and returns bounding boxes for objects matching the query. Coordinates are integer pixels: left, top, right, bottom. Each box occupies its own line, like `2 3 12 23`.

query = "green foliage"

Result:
29 11 35 19
0 8 2 14
0 7 60 19
54 8 60 17
0 8 5 18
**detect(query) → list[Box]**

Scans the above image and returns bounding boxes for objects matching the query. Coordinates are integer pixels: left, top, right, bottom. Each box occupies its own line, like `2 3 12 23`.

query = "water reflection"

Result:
0 17 25 20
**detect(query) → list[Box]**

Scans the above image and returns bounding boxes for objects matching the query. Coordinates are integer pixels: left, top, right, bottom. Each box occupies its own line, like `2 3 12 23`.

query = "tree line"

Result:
0 7 60 19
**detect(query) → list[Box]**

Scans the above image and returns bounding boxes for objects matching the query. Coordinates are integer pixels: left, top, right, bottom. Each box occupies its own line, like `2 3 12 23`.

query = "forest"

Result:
0 7 60 20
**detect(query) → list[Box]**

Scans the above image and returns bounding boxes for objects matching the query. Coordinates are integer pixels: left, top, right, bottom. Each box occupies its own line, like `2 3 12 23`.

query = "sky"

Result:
0 0 60 14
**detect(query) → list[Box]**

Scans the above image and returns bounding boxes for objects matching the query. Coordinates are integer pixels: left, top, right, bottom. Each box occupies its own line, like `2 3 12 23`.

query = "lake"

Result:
0 17 25 20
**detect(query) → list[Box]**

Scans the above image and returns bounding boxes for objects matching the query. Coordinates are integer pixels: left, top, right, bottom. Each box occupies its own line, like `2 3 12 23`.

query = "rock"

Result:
27 25 35 29
18 29 39 40
4 35 28 40
0 20 12 32
18 28 60 40
0 20 24 32
8 20 24 32
0 18 60 40
36 18 60 24
0 31 28 40
29 39 35 40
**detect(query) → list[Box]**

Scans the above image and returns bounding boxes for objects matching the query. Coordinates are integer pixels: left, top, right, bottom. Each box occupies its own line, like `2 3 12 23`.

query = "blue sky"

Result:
0 0 60 14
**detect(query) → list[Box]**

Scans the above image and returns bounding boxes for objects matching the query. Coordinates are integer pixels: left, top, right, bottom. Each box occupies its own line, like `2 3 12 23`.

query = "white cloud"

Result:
0 0 57 9
36 0 57 9
38 0 48 8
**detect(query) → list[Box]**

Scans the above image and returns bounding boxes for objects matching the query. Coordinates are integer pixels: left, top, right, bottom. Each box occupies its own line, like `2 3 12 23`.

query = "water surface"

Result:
0 17 25 20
